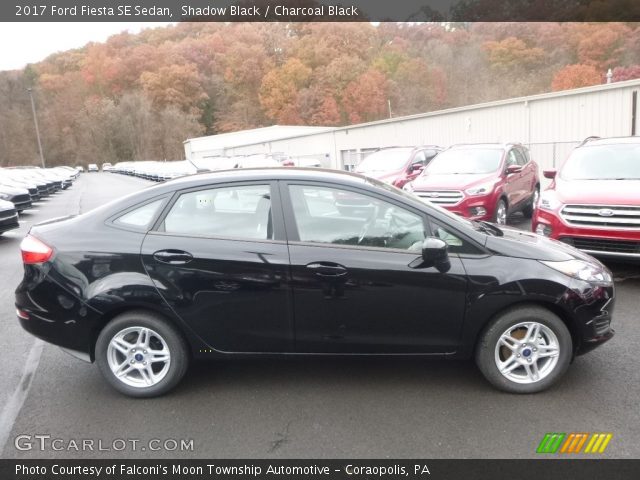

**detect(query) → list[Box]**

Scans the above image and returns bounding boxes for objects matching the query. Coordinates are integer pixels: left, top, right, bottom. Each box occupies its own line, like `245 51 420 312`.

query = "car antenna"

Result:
185 157 209 173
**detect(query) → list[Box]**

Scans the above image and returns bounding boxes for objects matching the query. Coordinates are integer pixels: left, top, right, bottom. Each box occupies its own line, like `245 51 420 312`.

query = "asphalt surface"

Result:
1 173 639 459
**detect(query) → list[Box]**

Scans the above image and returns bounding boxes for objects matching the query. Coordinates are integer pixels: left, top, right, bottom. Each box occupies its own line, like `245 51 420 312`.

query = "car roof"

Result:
153 167 369 190
448 143 522 150
580 136 640 147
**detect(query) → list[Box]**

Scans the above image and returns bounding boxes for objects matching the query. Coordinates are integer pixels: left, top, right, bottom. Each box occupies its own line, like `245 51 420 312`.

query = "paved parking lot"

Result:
1 173 639 459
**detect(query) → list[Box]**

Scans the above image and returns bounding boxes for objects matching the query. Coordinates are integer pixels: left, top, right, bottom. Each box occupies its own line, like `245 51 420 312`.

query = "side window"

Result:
114 198 165 230
506 150 519 167
514 149 528 166
430 219 480 255
163 184 272 240
412 151 427 166
423 149 440 163
289 185 425 251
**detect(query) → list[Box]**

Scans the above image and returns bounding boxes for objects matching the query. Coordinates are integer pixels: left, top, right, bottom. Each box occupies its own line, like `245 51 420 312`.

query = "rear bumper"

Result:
15 265 100 358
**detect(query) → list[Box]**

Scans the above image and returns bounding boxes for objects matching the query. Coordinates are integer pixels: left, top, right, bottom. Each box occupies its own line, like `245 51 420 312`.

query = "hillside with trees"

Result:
1 22 639 166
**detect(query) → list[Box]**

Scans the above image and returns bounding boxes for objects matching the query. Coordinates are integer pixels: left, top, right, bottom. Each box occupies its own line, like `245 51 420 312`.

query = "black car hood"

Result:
485 226 598 263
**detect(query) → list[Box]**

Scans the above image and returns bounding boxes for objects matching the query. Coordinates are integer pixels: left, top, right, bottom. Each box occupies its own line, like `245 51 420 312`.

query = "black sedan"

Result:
15 168 614 397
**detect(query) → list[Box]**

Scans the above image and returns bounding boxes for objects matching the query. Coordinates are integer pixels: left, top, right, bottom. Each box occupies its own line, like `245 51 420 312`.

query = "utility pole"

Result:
27 88 45 168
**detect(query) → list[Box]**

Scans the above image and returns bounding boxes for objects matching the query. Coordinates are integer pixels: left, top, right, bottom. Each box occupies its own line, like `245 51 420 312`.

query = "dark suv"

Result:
406 143 540 225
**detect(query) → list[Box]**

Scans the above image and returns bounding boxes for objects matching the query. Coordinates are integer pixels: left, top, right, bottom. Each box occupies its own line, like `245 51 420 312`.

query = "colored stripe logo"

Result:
537 433 612 454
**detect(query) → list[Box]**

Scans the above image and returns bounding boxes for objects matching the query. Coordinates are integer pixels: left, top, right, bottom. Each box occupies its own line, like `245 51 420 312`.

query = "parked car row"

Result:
0 166 79 235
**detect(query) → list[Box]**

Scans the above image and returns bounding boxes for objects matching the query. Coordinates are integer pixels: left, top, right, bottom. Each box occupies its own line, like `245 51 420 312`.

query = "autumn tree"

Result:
140 63 208 115
260 58 311 124
343 69 389 123
551 64 602 91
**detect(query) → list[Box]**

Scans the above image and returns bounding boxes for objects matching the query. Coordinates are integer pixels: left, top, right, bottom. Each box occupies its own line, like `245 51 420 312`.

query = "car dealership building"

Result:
184 78 640 175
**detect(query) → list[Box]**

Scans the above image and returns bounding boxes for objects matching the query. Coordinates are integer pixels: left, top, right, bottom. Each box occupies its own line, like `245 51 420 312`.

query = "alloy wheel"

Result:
494 321 560 384
106 326 171 388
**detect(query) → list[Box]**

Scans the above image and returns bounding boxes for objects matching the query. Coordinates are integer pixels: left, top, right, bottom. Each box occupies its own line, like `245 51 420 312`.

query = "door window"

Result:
513 149 528 166
430 219 480 255
288 185 425 251
506 150 519 168
163 185 273 239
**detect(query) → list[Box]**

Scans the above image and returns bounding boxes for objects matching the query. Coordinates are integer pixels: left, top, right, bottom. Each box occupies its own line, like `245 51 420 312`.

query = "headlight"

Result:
538 191 561 211
465 182 495 196
403 182 413 192
540 259 612 285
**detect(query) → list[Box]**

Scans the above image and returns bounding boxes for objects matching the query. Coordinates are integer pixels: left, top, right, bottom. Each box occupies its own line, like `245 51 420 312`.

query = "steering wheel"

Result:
357 205 379 245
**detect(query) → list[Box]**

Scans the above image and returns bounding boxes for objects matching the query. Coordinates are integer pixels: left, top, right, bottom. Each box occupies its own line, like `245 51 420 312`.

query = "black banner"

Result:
4 0 640 22
3 460 640 480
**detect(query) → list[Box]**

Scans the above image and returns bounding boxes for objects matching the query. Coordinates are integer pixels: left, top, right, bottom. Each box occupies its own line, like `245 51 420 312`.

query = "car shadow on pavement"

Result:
176 356 489 397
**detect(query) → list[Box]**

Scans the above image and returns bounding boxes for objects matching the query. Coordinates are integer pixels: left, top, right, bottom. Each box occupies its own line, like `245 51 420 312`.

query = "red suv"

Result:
532 136 640 260
354 146 442 188
406 143 540 225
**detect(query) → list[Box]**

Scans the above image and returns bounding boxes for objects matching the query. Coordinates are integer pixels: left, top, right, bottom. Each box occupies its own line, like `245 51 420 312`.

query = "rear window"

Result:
114 199 165 230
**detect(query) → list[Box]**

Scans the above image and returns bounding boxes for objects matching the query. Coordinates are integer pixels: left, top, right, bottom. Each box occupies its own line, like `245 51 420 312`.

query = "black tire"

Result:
522 186 539 218
492 198 508 225
475 306 572 394
95 310 189 398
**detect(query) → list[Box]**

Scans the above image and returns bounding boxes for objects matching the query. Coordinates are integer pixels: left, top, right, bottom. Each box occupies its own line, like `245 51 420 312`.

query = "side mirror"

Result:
506 165 522 175
543 169 557 179
410 237 450 272
409 164 424 173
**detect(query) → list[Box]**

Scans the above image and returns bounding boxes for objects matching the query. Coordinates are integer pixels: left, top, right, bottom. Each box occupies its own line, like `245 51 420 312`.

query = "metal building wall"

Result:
188 79 640 173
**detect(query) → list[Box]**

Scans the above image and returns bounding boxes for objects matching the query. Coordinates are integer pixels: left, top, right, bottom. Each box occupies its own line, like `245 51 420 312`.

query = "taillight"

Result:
20 234 53 264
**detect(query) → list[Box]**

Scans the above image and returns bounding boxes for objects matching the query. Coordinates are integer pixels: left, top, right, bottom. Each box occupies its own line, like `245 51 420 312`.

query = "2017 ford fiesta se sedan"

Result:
15 168 614 397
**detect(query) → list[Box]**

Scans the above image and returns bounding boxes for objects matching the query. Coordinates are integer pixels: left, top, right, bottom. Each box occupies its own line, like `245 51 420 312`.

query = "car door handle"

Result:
306 262 348 277
153 249 193 265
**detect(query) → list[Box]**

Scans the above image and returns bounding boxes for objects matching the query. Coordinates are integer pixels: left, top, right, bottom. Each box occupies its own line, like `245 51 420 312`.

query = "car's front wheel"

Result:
475 306 572 393
493 198 508 225
95 311 189 398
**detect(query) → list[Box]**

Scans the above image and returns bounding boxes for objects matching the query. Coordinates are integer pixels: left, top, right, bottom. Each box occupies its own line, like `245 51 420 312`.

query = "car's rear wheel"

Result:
95 311 189 398
475 306 572 393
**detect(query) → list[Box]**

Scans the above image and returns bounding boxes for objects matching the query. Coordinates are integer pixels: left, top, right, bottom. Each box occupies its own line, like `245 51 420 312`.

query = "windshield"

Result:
426 148 503 175
356 148 413 172
560 144 640 180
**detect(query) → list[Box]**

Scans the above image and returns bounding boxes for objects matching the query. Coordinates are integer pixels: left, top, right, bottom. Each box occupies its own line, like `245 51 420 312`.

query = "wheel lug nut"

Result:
517 354 521 358
143 350 147 354
143 361 147 365
130 359 134 364
527 358 532 363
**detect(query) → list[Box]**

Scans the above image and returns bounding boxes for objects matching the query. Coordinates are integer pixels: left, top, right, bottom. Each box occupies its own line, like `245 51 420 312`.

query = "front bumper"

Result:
0 209 19 233
534 208 640 260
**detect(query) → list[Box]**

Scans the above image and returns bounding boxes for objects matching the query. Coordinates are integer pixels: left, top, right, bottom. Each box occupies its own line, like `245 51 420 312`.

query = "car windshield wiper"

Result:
473 220 504 236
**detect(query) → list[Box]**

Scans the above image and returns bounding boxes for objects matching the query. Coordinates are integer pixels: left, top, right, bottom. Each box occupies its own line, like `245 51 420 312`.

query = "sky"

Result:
0 22 174 71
